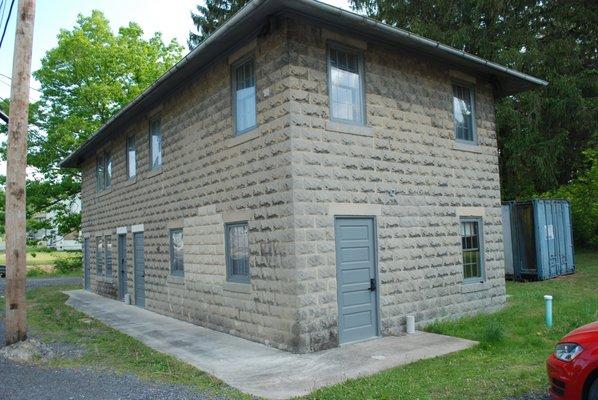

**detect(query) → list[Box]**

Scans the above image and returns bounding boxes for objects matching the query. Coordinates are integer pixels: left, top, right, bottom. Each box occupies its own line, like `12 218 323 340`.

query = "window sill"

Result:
326 120 373 137
167 275 185 285
453 141 482 153
226 128 260 148
460 281 489 293
223 281 251 294
147 167 163 179
124 177 137 187
96 187 113 198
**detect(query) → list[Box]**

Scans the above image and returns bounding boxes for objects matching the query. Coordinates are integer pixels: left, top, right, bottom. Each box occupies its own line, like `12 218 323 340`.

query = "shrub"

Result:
544 149 598 248
27 267 50 278
54 256 82 274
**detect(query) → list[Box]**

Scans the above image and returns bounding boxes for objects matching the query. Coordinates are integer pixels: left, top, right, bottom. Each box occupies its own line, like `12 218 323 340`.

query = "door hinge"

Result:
370 278 376 291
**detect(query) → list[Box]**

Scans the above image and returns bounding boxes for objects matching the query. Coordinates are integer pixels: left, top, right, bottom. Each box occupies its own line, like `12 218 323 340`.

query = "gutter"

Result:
295 0 548 87
61 0 547 167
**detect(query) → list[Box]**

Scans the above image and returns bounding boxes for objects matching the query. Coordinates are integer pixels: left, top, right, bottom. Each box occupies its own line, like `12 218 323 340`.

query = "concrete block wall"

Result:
79 14 507 354
286 19 506 352
80 19 302 351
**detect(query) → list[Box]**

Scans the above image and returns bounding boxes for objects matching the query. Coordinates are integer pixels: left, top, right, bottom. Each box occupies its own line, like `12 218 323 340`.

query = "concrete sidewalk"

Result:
65 290 476 399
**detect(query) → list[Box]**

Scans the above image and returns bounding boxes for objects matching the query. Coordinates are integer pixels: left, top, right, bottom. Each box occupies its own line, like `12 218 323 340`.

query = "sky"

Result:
0 0 353 176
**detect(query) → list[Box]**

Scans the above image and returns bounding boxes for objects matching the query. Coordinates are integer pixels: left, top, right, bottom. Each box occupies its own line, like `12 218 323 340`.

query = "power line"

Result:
0 72 42 92
0 0 15 50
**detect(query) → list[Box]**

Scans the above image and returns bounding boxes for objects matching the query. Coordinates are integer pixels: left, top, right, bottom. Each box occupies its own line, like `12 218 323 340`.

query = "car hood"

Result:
561 321 598 345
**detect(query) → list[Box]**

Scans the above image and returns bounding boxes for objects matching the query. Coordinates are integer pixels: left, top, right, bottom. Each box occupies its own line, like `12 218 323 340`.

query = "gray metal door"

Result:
118 234 127 301
334 217 379 344
83 238 90 290
133 232 145 307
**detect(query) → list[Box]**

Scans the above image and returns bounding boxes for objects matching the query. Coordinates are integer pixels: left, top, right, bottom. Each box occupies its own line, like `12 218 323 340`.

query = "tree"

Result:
350 0 597 200
2 11 183 235
188 0 250 49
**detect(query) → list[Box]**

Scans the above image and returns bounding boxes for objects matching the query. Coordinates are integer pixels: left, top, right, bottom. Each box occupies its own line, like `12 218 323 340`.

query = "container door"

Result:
562 202 575 274
501 205 514 276
133 232 145 307
118 234 127 301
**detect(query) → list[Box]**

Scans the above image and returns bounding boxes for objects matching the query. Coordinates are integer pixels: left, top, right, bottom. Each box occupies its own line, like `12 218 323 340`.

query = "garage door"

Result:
335 217 379 344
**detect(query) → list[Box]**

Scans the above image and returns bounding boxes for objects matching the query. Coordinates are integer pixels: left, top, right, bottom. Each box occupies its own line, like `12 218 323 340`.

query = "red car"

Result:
547 321 598 399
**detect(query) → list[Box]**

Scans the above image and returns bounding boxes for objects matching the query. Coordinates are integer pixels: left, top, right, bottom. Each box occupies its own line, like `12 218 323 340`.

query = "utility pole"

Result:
5 0 36 346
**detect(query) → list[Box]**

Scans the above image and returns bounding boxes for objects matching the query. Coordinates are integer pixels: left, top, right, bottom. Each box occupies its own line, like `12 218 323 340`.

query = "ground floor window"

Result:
170 228 184 276
460 218 484 281
225 222 250 283
96 236 104 274
105 235 112 277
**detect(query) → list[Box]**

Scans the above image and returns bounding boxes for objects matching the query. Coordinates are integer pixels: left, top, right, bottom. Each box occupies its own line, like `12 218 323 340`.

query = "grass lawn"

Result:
0 249 595 399
0 249 81 276
0 285 248 399
308 249 598 400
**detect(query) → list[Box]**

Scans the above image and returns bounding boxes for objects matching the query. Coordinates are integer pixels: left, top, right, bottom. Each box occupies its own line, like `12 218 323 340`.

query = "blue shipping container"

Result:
502 200 575 281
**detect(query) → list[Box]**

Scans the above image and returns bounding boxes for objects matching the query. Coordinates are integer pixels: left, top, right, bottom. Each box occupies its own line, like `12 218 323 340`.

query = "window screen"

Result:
170 229 184 276
329 47 364 124
127 136 136 179
460 219 483 280
96 236 104 274
149 116 162 170
234 59 257 134
96 152 112 191
105 235 112 277
225 222 250 283
453 84 475 142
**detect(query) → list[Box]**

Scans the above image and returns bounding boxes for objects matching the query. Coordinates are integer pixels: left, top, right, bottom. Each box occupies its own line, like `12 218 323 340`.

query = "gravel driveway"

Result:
0 277 217 400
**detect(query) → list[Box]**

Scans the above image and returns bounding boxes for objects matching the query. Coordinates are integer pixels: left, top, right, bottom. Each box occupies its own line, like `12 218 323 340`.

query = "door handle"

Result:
370 278 376 291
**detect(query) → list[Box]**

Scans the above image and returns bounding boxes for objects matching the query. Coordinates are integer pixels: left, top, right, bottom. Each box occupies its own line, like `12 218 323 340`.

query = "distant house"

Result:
60 0 546 353
27 198 82 251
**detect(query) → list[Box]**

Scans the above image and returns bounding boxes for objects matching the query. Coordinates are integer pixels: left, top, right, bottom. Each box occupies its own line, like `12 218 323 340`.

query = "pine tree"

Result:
188 0 251 49
350 0 597 201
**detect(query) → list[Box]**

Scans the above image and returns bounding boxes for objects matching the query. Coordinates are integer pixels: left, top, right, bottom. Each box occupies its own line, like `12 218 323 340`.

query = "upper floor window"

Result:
460 218 484 282
328 46 365 124
149 116 162 170
225 222 250 283
452 83 476 143
233 58 257 135
170 229 184 276
96 152 112 191
127 135 136 179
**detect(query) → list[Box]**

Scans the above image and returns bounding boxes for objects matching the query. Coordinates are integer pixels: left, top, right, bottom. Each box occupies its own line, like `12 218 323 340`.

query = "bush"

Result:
27 267 50 278
544 149 598 248
54 256 82 274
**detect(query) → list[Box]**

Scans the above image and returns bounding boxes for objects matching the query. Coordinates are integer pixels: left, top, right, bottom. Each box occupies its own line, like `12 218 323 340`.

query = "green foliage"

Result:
27 267 50 278
188 0 250 49
544 149 598 248
2 11 183 235
53 255 82 273
350 0 597 201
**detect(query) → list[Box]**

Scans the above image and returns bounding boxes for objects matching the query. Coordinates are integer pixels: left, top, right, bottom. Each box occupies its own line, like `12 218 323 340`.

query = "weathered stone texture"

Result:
80 16 506 353
286 19 506 352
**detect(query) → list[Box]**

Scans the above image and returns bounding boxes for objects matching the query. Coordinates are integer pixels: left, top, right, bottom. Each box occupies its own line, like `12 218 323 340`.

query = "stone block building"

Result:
61 0 546 353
